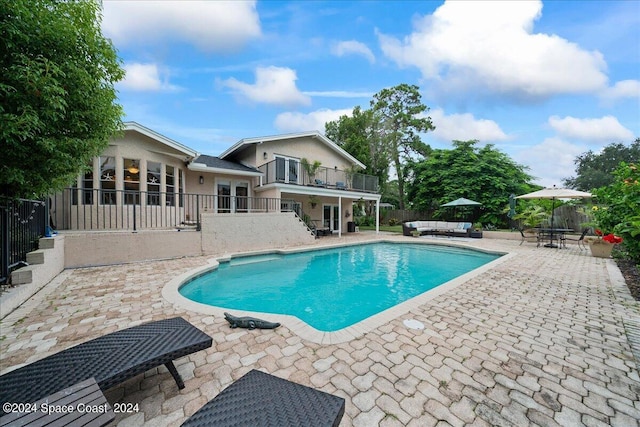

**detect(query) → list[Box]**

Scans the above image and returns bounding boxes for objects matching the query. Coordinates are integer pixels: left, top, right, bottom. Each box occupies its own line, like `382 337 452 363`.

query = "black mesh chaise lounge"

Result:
560 228 589 249
0 317 212 416
181 369 345 427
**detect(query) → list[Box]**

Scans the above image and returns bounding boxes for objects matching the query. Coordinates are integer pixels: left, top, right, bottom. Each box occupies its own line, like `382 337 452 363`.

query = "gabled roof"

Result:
189 155 262 176
219 131 366 169
124 122 199 159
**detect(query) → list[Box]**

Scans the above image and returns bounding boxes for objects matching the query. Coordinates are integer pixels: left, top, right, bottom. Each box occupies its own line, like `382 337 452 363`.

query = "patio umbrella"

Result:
516 186 592 246
507 194 516 219
441 197 481 221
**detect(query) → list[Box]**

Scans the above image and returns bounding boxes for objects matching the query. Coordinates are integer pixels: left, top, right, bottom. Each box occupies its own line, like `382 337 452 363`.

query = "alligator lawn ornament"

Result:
224 312 281 330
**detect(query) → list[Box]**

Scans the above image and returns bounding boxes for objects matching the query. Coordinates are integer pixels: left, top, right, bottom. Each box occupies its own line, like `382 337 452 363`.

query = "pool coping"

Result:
162 238 514 344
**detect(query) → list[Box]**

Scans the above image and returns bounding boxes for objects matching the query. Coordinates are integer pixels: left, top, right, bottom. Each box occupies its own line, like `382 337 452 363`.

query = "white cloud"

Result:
119 63 181 92
600 80 640 103
513 137 585 187
220 67 311 107
332 40 375 63
303 90 374 98
548 115 634 142
377 0 608 100
428 109 509 142
274 108 353 133
102 1 261 53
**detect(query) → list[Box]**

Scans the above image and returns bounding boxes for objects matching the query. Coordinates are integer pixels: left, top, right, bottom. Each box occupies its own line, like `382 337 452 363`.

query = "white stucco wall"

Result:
2 235 66 318
200 212 315 255
256 136 354 170
63 230 202 268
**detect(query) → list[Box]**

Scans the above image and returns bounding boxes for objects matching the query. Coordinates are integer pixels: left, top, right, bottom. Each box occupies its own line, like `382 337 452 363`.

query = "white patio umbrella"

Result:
516 186 592 247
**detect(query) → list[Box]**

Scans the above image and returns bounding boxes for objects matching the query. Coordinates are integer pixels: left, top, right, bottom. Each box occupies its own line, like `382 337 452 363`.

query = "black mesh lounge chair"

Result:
0 317 212 415
560 228 589 249
181 369 345 427
519 228 540 246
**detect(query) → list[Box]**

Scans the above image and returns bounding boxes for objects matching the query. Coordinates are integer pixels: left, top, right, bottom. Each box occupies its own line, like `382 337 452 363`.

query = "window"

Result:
217 182 231 213
236 183 248 212
178 169 184 207
82 166 94 205
100 156 116 205
166 165 175 206
147 161 161 205
123 158 140 205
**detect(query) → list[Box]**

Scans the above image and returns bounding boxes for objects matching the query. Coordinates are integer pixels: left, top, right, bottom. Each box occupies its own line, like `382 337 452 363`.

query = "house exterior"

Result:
52 122 381 236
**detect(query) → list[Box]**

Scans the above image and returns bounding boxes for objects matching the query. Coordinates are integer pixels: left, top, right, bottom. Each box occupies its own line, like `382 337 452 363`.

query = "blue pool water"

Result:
179 243 500 331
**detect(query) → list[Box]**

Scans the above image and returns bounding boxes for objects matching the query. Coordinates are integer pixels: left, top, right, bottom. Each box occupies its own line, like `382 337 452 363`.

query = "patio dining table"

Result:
536 228 573 248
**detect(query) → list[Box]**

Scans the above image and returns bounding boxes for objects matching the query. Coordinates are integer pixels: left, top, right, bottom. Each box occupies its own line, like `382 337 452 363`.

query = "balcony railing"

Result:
50 188 300 231
257 159 379 193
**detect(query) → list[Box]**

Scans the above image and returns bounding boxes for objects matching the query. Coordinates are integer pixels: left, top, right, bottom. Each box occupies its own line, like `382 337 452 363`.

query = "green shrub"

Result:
592 163 640 264
388 218 400 226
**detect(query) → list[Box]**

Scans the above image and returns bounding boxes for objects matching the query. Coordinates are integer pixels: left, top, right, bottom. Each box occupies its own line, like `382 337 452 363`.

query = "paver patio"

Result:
1 233 639 426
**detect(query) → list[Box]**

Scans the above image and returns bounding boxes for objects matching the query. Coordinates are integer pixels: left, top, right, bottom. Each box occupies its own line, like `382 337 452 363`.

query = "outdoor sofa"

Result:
0 317 212 416
403 221 472 237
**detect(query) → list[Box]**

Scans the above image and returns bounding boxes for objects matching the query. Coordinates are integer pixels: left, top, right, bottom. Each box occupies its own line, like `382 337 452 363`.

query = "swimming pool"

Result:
179 242 501 332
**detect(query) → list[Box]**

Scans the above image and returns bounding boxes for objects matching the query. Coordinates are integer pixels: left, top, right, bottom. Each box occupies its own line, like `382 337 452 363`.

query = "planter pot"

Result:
588 242 614 258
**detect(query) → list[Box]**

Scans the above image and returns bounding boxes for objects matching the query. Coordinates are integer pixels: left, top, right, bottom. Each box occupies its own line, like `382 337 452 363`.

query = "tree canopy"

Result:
1 0 124 198
325 106 390 194
370 84 434 210
406 140 535 226
564 139 640 191
326 84 434 210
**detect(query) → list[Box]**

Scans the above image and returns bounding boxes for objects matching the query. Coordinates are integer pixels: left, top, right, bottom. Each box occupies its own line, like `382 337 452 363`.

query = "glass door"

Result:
275 156 299 184
323 204 340 232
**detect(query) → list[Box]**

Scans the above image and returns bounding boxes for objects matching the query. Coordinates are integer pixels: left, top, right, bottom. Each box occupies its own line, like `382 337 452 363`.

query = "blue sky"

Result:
102 0 639 188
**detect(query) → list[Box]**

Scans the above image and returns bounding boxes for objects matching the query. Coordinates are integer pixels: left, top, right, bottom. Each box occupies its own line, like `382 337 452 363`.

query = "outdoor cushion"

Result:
0 317 212 415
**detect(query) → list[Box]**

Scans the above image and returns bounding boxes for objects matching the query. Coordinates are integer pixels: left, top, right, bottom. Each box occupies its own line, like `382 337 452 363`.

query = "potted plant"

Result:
514 205 548 237
301 158 322 184
308 195 319 209
584 229 623 258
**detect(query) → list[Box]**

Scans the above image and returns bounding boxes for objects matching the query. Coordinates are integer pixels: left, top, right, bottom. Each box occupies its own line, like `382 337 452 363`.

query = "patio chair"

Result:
181 369 345 427
0 317 212 415
560 228 589 249
310 220 331 237
519 228 540 246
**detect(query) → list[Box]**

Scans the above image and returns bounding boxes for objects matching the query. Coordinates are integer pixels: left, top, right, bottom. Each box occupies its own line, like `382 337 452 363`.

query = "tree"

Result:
325 106 390 194
564 139 640 191
406 140 535 226
371 84 434 210
1 0 124 199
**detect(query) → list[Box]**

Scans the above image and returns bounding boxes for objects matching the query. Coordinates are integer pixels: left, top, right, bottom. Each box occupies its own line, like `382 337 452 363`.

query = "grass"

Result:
358 225 403 233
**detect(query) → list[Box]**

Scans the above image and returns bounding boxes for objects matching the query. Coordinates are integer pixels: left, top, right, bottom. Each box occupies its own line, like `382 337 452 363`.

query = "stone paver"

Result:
1 233 639 426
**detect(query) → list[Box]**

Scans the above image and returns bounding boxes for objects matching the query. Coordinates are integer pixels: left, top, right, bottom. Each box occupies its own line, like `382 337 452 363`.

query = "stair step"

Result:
26 250 45 265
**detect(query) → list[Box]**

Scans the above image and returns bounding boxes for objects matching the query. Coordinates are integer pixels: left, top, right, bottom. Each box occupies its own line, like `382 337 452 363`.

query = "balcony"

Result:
257 159 379 193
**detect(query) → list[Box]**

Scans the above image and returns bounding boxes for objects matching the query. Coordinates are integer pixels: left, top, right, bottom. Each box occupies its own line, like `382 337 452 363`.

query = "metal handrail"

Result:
257 160 378 193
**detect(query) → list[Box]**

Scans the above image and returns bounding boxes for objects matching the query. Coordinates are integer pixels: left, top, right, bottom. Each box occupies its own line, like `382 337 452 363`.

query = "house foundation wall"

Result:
63 230 202 268
200 212 315 255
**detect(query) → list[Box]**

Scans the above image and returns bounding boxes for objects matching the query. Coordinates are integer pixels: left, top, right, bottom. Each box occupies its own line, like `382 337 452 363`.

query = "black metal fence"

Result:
50 188 300 232
1 197 48 284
